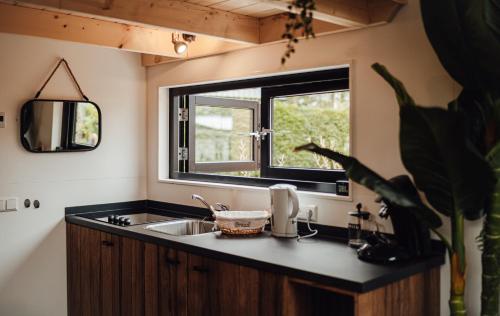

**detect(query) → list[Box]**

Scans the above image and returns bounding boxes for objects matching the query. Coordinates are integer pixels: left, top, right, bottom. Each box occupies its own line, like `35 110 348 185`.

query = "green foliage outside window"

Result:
74 103 99 146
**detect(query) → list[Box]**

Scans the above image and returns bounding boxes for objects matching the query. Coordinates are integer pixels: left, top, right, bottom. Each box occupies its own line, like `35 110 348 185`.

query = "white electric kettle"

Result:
269 184 299 238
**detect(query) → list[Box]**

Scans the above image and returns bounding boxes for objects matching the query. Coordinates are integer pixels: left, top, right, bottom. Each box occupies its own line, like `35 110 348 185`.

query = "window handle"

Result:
250 128 273 141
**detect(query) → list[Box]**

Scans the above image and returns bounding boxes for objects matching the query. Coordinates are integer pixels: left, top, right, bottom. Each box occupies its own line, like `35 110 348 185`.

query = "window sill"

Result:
157 178 353 202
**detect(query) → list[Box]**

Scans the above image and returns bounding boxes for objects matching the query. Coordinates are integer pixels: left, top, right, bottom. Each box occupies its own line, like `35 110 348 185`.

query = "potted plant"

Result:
287 1 500 315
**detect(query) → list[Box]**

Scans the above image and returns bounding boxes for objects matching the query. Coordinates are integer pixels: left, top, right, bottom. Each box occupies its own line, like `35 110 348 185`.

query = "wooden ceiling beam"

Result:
258 0 407 44
257 0 406 28
0 2 250 60
0 2 182 57
257 0 370 27
259 13 346 44
141 35 251 66
10 0 261 44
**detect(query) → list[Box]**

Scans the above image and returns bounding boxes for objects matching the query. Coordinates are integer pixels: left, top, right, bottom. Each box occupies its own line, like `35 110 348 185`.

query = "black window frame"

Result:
260 79 349 183
168 67 350 194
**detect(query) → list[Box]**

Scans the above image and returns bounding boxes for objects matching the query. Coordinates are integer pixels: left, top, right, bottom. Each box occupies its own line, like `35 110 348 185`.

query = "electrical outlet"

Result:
298 205 318 222
0 199 6 211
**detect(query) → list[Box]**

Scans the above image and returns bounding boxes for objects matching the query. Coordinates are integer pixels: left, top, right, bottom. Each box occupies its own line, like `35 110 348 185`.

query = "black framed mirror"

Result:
20 99 101 153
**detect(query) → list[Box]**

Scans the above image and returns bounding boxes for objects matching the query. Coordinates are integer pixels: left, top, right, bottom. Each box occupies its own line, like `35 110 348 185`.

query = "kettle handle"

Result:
288 187 299 219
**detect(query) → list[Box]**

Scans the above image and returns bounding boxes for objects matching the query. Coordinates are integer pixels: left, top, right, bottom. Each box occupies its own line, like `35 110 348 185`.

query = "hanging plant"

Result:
281 0 316 64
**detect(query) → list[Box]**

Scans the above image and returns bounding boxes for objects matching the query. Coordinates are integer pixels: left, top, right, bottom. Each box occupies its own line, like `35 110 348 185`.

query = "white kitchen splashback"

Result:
0 32 147 316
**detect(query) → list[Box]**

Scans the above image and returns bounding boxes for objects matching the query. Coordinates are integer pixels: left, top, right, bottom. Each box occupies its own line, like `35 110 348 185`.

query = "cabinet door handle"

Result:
165 258 180 266
101 240 114 247
193 266 209 273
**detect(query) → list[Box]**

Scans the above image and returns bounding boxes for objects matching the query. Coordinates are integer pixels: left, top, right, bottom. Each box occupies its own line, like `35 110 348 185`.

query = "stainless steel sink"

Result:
145 219 217 236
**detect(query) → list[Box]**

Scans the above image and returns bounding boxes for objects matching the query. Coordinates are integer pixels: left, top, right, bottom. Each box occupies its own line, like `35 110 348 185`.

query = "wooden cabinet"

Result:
67 224 158 316
100 232 121 316
67 223 439 316
157 246 188 316
187 254 283 316
67 223 101 316
67 224 284 316
120 237 158 316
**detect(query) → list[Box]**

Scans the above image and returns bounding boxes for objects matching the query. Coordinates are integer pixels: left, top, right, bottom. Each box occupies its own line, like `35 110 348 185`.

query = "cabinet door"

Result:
186 254 219 316
67 224 122 316
158 247 188 316
187 254 283 316
100 232 121 316
120 237 159 316
67 224 102 316
239 267 284 316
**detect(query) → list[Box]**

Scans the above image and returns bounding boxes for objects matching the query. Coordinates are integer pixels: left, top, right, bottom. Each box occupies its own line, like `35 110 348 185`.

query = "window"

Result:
188 96 258 173
61 101 100 150
169 67 350 194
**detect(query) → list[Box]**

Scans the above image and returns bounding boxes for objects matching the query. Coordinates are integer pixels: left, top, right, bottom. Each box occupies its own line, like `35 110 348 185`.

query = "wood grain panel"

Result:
187 254 283 316
79 226 101 316
355 267 440 316
16 0 261 43
186 0 227 6
211 0 257 11
100 232 121 316
121 237 145 316
144 243 159 316
158 247 188 316
238 266 260 316
187 254 211 315
248 269 284 316
259 13 345 43
231 3 283 17
187 254 242 315
67 224 439 316
212 259 241 315
67 224 81 316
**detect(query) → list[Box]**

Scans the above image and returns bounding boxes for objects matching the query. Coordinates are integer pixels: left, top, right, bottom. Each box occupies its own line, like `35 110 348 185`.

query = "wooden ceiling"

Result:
0 0 407 66
186 0 284 18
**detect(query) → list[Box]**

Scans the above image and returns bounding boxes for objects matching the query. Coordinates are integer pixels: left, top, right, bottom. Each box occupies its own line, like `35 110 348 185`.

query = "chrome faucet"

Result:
191 194 230 215
191 194 216 214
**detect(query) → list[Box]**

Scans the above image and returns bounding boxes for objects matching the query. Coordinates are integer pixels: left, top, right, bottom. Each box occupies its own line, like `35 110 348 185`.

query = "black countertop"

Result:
65 200 445 293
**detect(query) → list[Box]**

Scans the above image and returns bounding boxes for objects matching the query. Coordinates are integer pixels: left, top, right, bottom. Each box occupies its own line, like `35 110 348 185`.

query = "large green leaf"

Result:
461 0 500 89
448 89 491 155
373 63 495 220
294 143 443 229
420 0 500 91
419 0 476 89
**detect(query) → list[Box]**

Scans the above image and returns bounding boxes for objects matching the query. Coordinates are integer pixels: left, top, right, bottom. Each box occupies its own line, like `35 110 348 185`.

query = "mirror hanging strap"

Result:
34 58 89 101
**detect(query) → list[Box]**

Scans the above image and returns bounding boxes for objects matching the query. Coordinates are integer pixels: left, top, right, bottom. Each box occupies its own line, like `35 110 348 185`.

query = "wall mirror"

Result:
20 99 101 153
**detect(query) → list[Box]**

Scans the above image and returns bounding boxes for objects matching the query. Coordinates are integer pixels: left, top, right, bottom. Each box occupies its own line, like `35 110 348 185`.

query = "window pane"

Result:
74 102 99 146
195 106 253 162
271 91 349 170
196 88 261 102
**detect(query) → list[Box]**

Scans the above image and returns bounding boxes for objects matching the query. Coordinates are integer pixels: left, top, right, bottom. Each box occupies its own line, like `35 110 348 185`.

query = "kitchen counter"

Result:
65 200 445 293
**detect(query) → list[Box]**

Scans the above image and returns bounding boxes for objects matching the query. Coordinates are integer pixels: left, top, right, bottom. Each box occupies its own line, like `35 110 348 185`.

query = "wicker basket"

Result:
214 211 270 235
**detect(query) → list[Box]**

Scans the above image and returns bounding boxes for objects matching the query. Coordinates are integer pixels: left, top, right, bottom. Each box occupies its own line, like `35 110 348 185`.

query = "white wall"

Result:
0 33 147 316
146 0 484 314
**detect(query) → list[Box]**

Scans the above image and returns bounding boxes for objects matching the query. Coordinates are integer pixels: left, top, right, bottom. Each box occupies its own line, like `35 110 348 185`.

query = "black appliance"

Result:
357 175 432 263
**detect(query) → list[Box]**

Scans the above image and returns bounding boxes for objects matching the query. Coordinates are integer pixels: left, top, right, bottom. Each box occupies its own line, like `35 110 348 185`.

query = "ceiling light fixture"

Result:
172 33 196 55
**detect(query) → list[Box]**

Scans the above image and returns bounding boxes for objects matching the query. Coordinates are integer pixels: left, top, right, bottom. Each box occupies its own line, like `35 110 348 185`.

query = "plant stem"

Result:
481 177 500 316
450 212 467 316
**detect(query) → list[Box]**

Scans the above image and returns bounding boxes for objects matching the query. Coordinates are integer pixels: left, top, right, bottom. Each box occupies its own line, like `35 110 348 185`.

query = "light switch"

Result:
0 200 5 211
6 198 18 211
